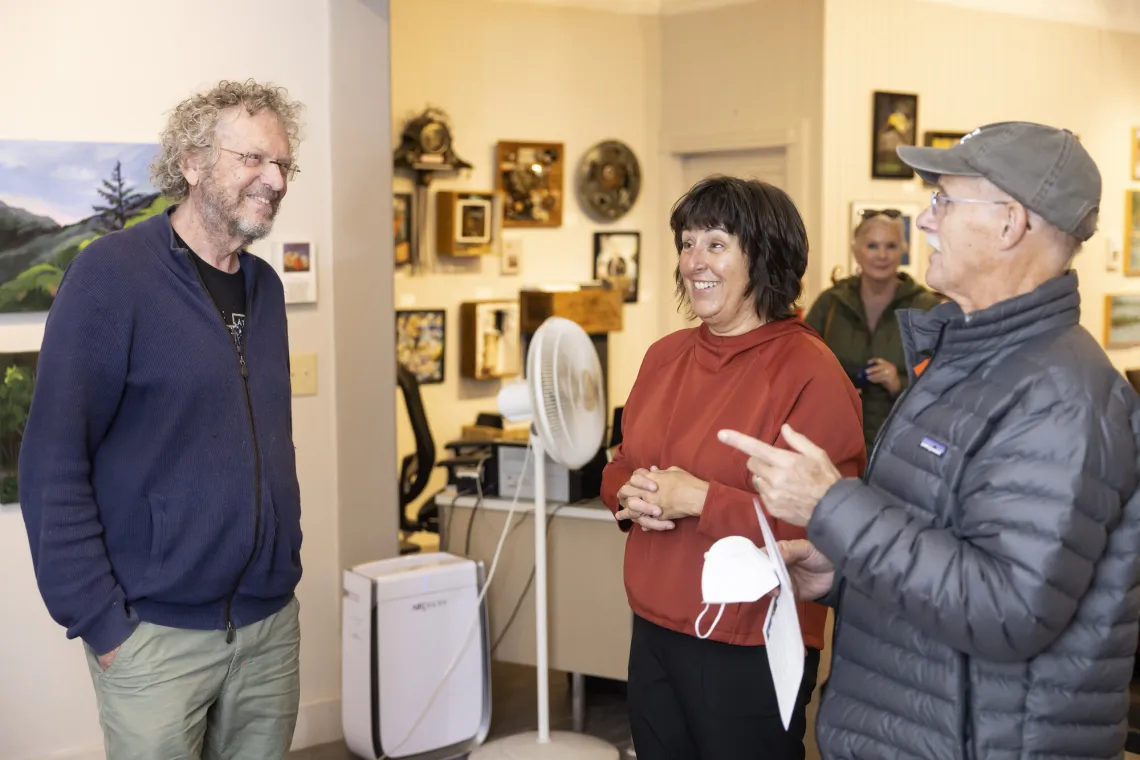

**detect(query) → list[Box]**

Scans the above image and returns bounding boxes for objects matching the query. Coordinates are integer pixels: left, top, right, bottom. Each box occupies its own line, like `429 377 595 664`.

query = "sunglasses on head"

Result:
859 208 903 220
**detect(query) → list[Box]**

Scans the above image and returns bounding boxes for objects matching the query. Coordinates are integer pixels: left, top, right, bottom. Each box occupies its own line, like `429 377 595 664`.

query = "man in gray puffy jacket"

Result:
719 121 1140 759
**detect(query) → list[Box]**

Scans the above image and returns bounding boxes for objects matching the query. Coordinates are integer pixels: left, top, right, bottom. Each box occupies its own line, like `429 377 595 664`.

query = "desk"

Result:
439 490 631 680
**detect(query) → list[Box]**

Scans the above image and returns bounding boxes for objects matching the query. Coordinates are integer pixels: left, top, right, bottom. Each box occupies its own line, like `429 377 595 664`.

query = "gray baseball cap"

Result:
897 121 1101 241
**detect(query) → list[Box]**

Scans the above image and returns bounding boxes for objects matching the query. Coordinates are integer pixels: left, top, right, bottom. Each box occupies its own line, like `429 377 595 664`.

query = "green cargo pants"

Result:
84 596 301 760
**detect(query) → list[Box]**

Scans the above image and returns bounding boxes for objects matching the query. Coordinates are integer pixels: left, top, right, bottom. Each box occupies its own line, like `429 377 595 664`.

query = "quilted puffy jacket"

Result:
807 271 1140 759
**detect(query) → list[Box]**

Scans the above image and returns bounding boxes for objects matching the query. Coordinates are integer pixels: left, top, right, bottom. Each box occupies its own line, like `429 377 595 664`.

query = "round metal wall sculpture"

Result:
576 140 641 222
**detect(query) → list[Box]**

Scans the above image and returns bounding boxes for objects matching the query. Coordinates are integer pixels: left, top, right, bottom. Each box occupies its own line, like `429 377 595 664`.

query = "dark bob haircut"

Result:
670 175 808 322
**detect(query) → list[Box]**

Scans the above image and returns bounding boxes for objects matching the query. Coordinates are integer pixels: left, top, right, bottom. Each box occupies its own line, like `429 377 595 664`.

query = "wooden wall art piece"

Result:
495 141 564 228
460 300 521 380
578 140 641 222
436 190 498 257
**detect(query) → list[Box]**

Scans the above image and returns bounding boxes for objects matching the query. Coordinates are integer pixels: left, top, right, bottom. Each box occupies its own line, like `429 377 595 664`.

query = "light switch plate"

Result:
290 353 317 396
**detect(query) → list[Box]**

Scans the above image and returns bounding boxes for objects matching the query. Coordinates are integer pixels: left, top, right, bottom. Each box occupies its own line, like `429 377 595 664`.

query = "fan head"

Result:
495 317 606 470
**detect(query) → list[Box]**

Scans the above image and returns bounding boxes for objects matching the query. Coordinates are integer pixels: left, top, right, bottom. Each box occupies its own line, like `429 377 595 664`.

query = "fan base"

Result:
468 731 620 760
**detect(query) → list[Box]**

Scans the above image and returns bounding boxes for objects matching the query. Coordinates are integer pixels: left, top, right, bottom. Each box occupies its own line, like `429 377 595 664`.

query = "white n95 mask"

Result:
695 535 780 639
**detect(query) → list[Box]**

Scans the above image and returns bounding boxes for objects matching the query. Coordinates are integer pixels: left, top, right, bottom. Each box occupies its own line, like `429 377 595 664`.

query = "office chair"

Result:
396 363 439 554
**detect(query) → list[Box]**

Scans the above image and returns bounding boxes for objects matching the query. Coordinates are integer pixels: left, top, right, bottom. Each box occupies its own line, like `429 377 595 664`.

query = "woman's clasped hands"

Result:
614 465 710 532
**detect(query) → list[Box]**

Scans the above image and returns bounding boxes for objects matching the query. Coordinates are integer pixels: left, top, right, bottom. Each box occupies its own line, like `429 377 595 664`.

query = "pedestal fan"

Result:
470 316 619 759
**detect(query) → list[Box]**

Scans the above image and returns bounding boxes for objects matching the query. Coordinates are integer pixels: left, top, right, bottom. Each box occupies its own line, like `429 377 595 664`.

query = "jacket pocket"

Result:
142 494 169 586
265 476 303 593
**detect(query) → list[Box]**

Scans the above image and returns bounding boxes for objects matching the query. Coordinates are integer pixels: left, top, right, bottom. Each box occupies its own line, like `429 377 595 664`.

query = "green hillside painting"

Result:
0 139 170 313
0 351 36 505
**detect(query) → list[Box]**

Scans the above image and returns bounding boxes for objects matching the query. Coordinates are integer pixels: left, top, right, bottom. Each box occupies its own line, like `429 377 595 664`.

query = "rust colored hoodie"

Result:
601 318 866 649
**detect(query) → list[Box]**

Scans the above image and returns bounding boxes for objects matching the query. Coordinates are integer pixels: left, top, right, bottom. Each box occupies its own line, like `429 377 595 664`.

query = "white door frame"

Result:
655 120 815 335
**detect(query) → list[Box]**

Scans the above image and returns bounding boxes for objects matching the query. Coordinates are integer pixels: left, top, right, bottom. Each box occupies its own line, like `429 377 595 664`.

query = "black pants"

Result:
627 615 821 760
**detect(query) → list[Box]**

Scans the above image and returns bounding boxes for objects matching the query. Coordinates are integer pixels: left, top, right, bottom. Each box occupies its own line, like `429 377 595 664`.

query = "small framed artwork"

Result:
594 231 640 303
1132 126 1140 181
871 91 918 180
1125 190 1140 276
436 191 498 256
396 309 446 385
1104 294 1140 348
923 131 966 149
501 237 521 275
394 192 413 268
496 140 564 228
849 202 921 279
457 197 492 244
920 131 966 186
270 241 317 304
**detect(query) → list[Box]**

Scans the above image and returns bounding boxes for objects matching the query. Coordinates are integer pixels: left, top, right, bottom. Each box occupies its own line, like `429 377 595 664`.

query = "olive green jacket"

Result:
804 274 941 452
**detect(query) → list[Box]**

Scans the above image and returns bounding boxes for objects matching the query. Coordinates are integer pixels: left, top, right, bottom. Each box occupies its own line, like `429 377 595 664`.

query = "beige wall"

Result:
0 1 394 757
391 0 664 518
660 0 826 301
820 0 1140 370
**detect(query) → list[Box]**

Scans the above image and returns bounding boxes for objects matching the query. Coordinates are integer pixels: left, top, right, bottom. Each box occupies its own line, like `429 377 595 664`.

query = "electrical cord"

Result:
377 440 533 759
491 503 566 654
462 459 488 556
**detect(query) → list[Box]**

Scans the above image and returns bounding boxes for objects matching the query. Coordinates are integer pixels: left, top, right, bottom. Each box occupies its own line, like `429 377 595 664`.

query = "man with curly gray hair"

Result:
19 79 307 759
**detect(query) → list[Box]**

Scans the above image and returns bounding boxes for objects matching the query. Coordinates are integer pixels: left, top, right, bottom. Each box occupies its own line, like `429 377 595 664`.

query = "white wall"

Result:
391 0 664 520
0 1 346 757
820 0 1140 370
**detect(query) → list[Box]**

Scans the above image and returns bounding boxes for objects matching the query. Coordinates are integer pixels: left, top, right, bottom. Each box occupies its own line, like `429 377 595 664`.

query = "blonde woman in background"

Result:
804 209 941 453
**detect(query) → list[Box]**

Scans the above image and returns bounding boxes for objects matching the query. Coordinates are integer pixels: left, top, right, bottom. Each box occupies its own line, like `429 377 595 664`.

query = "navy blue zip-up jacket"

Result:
18 207 302 656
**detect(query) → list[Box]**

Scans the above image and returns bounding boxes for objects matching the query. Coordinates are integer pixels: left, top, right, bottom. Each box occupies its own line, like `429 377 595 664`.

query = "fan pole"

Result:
532 432 551 743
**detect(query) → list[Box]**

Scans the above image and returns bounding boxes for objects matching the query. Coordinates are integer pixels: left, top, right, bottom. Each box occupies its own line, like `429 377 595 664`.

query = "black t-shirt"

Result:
175 231 247 358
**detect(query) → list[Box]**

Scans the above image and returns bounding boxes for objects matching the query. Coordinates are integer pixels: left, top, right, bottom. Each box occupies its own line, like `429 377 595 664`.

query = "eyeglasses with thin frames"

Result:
930 191 1011 215
219 147 300 182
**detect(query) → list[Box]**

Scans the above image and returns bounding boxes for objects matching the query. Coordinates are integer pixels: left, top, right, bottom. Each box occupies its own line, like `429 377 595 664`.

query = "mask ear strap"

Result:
694 603 726 640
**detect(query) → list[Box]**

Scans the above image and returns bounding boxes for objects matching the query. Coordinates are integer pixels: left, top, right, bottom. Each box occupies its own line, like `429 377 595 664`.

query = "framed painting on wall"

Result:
1104 294 1140 348
0 351 38 506
849 202 921 280
593 231 640 303
1125 190 1140 276
919 131 966 186
0 139 167 313
396 309 446 385
394 192 413 268
1132 126 1140 182
871 91 918 180
496 141 564 228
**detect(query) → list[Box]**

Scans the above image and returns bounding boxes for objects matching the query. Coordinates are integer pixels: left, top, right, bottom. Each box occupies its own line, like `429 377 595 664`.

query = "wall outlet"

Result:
290 353 318 396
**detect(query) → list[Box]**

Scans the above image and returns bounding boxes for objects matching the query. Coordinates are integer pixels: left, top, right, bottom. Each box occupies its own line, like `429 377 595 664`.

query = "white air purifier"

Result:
342 552 491 759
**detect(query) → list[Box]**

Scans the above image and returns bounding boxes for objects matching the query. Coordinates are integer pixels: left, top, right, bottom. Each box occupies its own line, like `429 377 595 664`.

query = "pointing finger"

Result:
718 429 791 466
780 424 826 459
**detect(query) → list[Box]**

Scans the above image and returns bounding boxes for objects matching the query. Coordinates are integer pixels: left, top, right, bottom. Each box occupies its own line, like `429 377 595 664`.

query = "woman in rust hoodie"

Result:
602 176 866 759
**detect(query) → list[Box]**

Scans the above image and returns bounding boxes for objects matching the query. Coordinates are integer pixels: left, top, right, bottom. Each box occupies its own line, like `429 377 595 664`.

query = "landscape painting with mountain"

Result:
0 139 169 313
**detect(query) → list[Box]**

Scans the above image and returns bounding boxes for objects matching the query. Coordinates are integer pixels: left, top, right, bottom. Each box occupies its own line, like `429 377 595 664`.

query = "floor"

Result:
291 656 1140 760
289 661 634 759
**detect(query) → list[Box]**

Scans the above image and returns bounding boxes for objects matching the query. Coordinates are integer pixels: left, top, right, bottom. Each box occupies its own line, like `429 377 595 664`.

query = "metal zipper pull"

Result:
226 619 235 644
239 352 248 378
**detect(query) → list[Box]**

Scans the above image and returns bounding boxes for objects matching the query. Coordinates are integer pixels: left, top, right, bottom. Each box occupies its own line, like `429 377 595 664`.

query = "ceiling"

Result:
489 0 1140 31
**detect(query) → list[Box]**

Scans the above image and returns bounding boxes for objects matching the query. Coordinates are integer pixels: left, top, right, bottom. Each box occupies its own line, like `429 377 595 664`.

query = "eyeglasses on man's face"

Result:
930 191 1011 215
219 147 300 182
